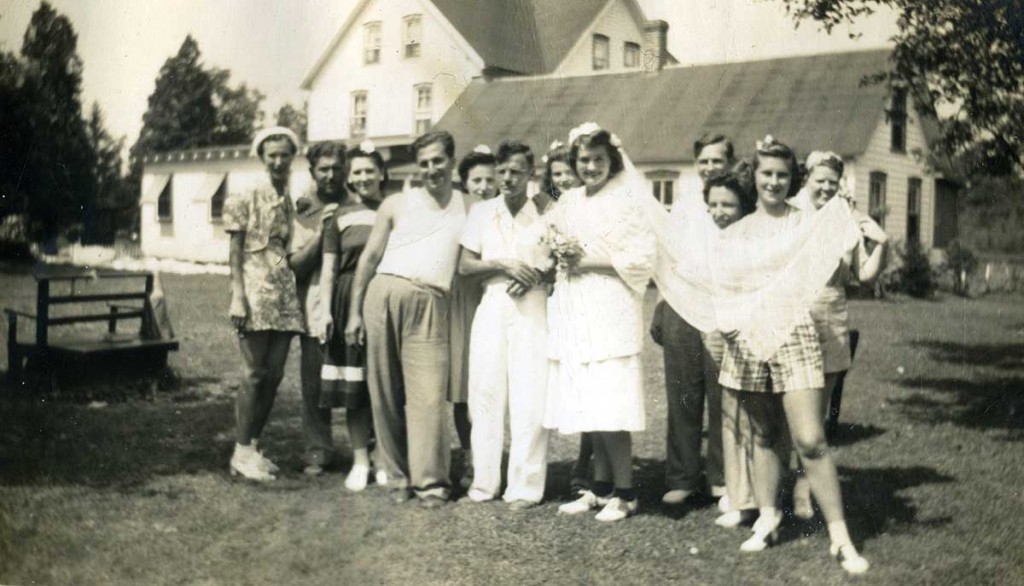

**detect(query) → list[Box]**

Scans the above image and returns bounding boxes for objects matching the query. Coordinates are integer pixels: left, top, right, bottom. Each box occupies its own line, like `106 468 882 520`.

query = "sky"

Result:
0 0 896 151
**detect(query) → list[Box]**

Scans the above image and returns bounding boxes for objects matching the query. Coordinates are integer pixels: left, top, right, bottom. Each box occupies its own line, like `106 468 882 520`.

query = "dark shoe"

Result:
459 461 475 490
419 495 447 509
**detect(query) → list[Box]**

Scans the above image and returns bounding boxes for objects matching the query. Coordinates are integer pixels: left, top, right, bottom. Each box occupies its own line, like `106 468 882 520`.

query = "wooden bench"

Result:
5 269 179 388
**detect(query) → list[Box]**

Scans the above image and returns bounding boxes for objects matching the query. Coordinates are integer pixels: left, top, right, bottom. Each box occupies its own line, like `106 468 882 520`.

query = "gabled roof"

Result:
302 0 647 87
434 49 895 164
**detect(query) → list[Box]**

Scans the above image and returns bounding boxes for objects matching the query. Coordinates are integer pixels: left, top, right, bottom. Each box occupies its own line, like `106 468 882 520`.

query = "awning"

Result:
191 173 227 203
140 174 171 204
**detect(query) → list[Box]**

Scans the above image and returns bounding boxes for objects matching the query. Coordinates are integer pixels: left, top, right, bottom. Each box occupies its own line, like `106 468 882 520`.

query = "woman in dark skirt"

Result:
317 141 387 491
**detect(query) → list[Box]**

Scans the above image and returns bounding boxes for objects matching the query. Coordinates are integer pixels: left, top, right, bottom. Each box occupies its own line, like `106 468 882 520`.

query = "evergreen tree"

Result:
275 101 308 142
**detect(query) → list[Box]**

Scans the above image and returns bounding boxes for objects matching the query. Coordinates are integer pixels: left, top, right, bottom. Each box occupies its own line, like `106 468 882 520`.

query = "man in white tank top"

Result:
345 131 466 507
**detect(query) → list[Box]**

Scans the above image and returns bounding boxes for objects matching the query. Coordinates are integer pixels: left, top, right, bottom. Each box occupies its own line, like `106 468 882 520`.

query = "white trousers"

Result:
468 287 549 503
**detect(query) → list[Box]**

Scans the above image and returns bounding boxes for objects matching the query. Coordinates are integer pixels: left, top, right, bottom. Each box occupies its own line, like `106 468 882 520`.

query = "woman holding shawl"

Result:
545 123 656 522
713 137 869 574
790 151 888 518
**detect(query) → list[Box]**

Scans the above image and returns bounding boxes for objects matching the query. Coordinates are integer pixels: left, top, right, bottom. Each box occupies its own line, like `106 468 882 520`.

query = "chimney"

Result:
643 20 669 71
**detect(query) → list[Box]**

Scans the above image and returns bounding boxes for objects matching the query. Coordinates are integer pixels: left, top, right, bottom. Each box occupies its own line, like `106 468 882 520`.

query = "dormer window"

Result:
592 34 609 70
624 42 640 68
364 21 381 64
403 14 422 58
890 87 907 153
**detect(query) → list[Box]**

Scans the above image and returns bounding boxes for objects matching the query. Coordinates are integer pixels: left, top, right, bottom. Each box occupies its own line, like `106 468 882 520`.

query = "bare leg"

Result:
742 392 786 511
782 387 844 524
249 332 293 440
235 331 270 445
794 372 840 517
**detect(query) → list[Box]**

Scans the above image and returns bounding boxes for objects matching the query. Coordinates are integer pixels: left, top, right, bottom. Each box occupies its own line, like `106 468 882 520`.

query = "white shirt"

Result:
376 187 466 291
461 196 545 281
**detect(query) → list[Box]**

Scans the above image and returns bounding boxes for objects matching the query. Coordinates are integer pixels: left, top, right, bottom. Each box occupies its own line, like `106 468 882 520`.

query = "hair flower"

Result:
755 134 776 152
359 139 376 154
548 140 565 151
609 133 622 148
472 144 492 155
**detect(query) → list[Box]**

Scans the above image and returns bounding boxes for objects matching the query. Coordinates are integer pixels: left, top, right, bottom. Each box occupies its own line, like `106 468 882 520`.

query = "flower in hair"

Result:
359 139 376 154
609 133 622 148
755 135 777 151
472 144 492 155
549 140 564 151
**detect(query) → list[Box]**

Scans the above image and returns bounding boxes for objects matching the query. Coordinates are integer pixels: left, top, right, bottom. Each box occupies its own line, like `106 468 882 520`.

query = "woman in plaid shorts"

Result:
717 137 869 575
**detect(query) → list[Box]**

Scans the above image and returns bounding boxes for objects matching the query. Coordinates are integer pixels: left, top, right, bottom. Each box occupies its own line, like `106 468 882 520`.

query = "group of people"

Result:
222 121 888 575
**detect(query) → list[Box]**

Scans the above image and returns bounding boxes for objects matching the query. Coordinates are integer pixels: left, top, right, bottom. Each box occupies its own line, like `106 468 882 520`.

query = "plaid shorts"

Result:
719 313 824 394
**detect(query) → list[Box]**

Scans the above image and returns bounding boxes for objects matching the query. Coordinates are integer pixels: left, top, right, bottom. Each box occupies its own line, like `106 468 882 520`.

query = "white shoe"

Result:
466 487 495 502
251 439 279 474
344 464 371 492
831 543 870 575
230 444 275 482
718 494 731 513
558 490 609 515
595 497 638 522
740 511 782 552
715 509 754 529
374 469 389 486
661 489 692 505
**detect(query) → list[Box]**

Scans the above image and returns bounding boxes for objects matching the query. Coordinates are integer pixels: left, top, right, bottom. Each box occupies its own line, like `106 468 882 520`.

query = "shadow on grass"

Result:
838 465 955 544
908 339 1024 370
830 423 887 447
893 377 1024 439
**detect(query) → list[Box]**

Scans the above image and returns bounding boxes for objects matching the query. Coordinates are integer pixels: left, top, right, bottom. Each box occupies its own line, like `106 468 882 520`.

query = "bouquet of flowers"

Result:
536 224 585 278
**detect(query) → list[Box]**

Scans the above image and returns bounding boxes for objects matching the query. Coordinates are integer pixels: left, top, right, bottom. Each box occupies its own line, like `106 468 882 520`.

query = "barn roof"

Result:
434 49 896 164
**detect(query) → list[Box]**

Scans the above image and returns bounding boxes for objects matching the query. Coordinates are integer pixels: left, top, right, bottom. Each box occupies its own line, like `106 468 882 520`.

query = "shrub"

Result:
944 239 978 296
898 239 937 298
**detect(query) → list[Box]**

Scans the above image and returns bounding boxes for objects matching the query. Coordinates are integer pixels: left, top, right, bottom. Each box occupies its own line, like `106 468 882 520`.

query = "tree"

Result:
129 35 265 183
274 101 308 142
0 2 96 245
780 0 1024 175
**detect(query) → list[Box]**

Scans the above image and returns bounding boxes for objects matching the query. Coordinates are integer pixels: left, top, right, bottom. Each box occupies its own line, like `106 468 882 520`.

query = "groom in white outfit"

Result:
458 139 550 509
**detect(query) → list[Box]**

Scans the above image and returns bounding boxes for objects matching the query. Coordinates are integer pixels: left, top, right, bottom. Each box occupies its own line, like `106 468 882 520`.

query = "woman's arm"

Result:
228 231 248 331
344 196 397 346
318 252 339 342
853 217 889 283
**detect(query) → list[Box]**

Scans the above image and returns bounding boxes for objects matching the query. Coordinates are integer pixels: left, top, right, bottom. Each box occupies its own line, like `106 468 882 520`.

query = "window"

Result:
624 42 640 68
592 34 609 70
907 177 922 243
363 22 381 64
890 87 907 153
351 91 367 138
646 172 676 207
414 83 432 135
403 14 422 58
210 176 227 222
869 171 887 228
157 177 172 222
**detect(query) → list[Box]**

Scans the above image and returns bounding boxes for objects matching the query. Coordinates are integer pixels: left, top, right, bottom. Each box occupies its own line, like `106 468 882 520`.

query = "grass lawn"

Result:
1 270 1023 585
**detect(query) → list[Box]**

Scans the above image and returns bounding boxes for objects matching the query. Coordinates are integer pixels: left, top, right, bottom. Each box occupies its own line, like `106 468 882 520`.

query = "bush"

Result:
0 214 36 264
944 239 978 296
898 239 937 298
